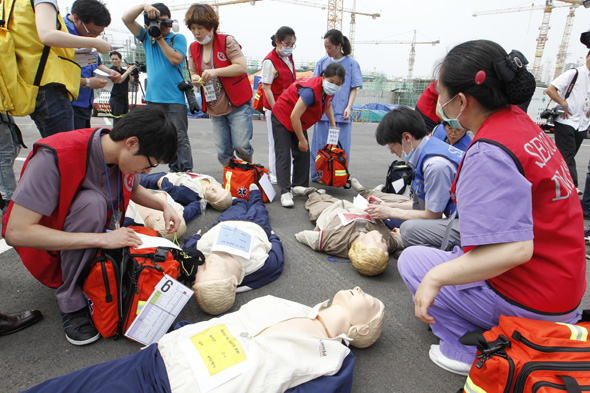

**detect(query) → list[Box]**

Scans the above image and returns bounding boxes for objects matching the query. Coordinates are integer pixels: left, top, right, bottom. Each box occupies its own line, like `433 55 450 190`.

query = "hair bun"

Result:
505 70 536 105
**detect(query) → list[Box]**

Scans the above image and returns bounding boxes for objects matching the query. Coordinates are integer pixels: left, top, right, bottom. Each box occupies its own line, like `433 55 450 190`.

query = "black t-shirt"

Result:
109 66 129 101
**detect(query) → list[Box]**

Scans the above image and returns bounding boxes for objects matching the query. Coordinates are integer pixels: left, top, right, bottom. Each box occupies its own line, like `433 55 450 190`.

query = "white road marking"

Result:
16 157 25 161
103 118 112 126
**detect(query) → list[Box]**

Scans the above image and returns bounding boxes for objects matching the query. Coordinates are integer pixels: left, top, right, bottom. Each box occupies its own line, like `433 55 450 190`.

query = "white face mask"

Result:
196 33 212 45
323 80 341 95
279 46 293 57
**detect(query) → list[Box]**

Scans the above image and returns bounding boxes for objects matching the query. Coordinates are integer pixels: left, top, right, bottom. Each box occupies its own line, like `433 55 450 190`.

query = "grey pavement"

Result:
1 115 590 393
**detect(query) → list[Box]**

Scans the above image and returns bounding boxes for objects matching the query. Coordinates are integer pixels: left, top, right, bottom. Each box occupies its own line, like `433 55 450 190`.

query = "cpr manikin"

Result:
141 172 233 211
24 288 384 393
185 184 284 315
294 188 399 275
126 191 187 240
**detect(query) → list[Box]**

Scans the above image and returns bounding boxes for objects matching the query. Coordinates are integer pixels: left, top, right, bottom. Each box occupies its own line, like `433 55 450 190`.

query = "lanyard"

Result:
99 134 121 218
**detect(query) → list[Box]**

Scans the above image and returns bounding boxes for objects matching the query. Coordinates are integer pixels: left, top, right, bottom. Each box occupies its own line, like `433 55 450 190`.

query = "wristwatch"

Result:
84 78 91 88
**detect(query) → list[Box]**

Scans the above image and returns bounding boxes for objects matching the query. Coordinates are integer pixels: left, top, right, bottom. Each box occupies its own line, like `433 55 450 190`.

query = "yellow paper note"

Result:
190 324 247 376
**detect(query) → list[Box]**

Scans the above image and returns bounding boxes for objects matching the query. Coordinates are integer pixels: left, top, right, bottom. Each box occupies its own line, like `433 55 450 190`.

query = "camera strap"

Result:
564 69 579 100
545 69 579 110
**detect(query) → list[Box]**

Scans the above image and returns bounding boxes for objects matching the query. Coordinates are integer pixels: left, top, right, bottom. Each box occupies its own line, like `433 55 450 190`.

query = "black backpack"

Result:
383 160 415 195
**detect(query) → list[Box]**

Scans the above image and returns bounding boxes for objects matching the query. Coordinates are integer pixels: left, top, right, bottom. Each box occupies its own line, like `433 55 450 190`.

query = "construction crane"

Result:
269 0 380 57
473 0 584 81
356 30 440 79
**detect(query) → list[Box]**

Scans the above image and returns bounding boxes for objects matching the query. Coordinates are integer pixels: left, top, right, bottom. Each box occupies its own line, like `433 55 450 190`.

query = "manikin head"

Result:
192 253 242 315
136 192 186 240
320 287 385 348
348 231 389 276
203 180 232 211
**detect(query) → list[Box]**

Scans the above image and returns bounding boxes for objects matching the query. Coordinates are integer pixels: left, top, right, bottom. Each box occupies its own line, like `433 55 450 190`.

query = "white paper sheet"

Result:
211 224 253 259
125 275 193 345
258 173 276 202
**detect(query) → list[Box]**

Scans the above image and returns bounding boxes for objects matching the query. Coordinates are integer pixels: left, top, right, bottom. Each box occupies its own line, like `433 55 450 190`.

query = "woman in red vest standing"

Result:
260 26 297 184
397 40 586 376
272 63 345 207
184 4 254 167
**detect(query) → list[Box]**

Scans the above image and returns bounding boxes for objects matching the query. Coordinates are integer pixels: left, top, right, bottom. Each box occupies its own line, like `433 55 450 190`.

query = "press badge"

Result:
203 82 217 102
108 210 122 230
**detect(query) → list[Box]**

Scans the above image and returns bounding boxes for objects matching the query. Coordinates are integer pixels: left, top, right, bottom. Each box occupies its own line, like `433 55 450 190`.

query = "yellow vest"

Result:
0 0 80 116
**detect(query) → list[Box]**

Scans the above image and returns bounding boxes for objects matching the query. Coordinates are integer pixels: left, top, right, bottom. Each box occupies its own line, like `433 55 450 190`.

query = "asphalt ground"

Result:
1 114 590 393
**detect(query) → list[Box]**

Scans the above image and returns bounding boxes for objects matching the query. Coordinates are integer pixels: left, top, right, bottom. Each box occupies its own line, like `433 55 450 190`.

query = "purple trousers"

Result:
398 245 581 363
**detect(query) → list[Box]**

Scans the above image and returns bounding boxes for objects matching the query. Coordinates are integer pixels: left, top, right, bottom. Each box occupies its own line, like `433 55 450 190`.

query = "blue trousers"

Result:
23 344 170 393
29 84 75 137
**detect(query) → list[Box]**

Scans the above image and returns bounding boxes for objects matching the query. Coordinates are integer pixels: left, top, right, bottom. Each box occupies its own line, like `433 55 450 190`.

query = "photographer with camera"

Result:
108 51 134 126
545 51 590 192
122 2 193 172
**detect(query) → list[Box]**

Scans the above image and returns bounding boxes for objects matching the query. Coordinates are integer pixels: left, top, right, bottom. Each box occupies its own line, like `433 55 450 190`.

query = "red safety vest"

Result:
450 106 586 314
190 33 252 112
416 80 439 125
262 49 296 110
2 128 133 288
272 76 333 132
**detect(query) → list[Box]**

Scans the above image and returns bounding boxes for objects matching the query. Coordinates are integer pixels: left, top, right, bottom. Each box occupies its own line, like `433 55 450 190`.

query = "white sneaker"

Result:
373 184 385 192
249 183 259 192
350 177 364 192
577 188 583 196
281 192 294 207
428 345 471 376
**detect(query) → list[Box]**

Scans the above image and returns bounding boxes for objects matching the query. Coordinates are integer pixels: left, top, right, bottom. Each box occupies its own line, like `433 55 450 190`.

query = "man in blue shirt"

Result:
64 0 120 129
123 2 193 172
363 106 462 250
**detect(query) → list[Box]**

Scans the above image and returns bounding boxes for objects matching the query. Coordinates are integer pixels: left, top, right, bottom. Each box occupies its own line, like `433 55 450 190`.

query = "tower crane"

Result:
473 0 584 81
269 0 380 57
356 30 440 79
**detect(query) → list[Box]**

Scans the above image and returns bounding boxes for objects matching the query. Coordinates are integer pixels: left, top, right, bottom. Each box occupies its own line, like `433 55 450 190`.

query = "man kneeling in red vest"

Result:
3 105 182 346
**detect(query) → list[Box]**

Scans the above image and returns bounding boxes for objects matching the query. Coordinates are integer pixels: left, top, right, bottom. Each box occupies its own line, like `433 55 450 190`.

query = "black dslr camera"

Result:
540 105 565 131
178 81 200 114
143 12 176 38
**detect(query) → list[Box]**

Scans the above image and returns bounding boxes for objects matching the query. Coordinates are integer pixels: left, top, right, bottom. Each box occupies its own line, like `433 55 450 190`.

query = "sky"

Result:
59 0 590 83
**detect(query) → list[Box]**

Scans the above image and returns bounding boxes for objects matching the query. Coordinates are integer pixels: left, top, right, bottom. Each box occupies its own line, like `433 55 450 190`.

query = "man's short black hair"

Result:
71 0 111 27
109 51 122 59
375 106 427 145
152 2 171 18
110 105 177 164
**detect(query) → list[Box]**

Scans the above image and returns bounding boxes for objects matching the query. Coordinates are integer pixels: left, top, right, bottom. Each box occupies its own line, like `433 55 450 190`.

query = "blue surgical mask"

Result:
438 95 464 130
323 80 341 95
401 138 415 162
279 46 293 57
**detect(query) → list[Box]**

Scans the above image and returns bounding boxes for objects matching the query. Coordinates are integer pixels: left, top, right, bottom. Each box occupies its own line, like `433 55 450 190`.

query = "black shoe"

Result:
61 308 100 346
0 310 43 336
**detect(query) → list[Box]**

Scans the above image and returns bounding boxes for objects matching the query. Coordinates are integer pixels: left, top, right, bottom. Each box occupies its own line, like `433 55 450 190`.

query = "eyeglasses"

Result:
281 41 296 49
446 128 466 135
145 156 159 169
81 21 105 37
